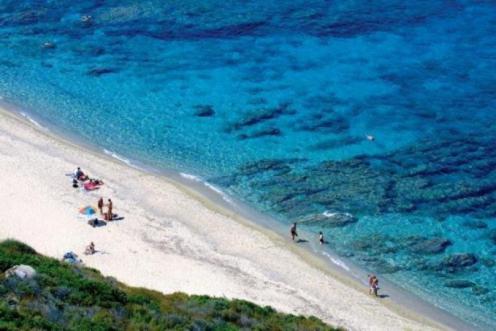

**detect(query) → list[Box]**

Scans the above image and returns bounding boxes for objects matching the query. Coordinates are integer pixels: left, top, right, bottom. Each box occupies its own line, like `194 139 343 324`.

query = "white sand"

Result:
0 108 447 331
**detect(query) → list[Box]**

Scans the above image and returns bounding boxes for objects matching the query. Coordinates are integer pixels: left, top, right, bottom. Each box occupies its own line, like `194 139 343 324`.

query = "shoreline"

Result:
0 106 468 330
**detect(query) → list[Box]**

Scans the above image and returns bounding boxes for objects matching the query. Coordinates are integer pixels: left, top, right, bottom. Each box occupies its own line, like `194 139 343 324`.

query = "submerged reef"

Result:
211 131 496 311
214 131 496 220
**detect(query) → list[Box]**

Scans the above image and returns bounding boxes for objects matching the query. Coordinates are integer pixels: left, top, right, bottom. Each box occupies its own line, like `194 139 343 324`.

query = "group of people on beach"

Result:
70 166 118 258
72 167 104 191
290 222 381 296
289 222 325 245
97 197 114 221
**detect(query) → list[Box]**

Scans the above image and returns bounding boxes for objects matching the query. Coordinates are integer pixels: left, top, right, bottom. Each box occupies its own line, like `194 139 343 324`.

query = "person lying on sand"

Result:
290 223 298 241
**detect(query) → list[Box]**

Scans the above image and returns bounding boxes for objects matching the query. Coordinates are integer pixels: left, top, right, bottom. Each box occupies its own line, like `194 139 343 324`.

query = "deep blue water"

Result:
1 1 496 328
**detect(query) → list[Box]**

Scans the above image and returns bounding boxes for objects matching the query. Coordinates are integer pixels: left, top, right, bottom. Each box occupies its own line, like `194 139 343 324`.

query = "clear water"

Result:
1 1 496 328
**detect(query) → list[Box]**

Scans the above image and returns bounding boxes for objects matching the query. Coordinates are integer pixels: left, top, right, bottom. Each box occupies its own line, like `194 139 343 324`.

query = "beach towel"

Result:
79 206 96 215
84 182 99 191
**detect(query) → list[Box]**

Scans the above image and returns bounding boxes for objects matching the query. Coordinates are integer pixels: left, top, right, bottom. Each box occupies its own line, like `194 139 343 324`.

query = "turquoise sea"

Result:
1 1 496 328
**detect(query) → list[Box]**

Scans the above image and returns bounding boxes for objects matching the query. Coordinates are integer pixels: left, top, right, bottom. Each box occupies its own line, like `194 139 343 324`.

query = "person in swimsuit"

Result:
319 231 324 245
290 223 298 241
97 197 104 215
368 274 375 295
107 198 113 221
372 276 379 296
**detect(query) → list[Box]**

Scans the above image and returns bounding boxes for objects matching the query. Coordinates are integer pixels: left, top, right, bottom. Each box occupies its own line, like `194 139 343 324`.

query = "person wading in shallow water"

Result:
368 274 380 296
319 231 324 245
290 222 298 241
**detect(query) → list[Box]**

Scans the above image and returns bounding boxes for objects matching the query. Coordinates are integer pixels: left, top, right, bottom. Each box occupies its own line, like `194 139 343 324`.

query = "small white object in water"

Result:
81 15 92 23
366 134 375 141
42 42 55 49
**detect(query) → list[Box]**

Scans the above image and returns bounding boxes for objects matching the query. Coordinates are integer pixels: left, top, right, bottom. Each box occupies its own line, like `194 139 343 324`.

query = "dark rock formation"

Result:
87 67 118 77
489 230 496 244
444 280 476 288
300 212 357 228
463 220 488 229
441 253 478 272
409 237 452 254
194 105 215 117
238 127 281 140
227 103 293 132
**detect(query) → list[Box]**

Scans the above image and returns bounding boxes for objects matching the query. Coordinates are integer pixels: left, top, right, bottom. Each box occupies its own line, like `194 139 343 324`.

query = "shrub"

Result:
0 240 341 331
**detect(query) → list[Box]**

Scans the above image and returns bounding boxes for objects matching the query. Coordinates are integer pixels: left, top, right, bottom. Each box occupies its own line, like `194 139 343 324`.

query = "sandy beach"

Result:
0 107 448 331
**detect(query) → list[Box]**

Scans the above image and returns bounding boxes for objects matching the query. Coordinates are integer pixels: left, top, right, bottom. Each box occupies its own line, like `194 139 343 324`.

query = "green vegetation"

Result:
0 240 340 330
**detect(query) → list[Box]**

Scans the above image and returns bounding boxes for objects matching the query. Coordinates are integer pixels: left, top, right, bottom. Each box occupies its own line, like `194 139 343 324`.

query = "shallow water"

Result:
1 0 496 328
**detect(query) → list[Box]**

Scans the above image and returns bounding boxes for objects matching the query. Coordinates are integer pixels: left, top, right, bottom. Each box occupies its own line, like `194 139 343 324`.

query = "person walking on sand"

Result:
107 198 113 221
97 197 104 215
290 223 298 241
319 231 324 245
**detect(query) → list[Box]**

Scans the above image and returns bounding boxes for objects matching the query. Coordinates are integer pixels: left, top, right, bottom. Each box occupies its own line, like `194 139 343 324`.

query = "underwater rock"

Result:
489 229 496 244
296 112 349 134
463 220 488 229
373 260 402 274
300 212 357 227
238 127 281 140
247 97 267 105
442 253 478 272
472 286 490 296
481 258 495 268
238 159 292 176
194 105 215 117
87 67 118 77
409 237 452 254
444 280 476 288
228 103 293 131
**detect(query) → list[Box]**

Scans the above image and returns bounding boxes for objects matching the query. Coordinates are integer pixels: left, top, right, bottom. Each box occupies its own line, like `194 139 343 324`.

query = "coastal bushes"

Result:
0 240 338 331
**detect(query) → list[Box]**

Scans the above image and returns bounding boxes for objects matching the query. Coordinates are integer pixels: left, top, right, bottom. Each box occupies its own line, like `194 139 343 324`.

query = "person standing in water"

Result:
319 231 324 245
97 197 104 215
368 274 379 296
107 198 113 221
290 223 298 241
372 276 379 296
368 274 375 295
